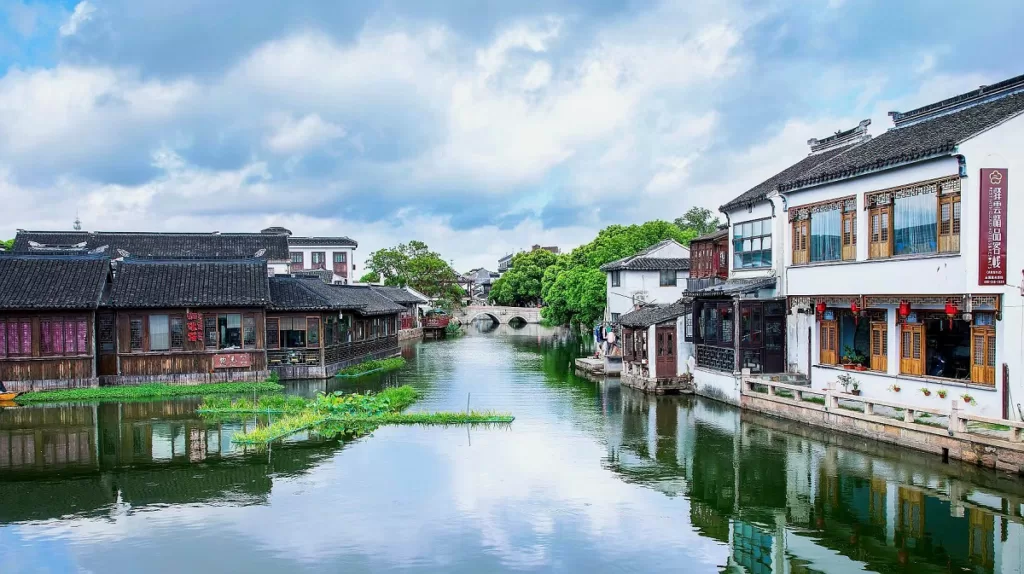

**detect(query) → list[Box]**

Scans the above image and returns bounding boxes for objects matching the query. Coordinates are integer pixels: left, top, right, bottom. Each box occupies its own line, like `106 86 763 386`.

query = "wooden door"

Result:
819 320 838 365
900 323 925 376
970 326 995 385
763 314 786 373
655 325 676 378
623 329 635 361
96 312 118 376
870 321 888 372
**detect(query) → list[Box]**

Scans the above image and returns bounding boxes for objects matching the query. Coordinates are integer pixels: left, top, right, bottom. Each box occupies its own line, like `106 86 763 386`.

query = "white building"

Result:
602 239 690 322
780 75 1024 419
261 227 358 284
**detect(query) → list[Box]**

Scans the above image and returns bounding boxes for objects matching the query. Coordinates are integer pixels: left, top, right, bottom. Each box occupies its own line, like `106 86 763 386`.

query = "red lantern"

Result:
850 300 860 315
898 300 911 319
945 300 959 329
815 300 827 316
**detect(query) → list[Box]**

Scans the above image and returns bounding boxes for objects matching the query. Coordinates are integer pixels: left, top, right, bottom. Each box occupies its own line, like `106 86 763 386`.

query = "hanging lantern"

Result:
898 300 911 319
816 300 827 316
850 299 860 315
945 300 959 329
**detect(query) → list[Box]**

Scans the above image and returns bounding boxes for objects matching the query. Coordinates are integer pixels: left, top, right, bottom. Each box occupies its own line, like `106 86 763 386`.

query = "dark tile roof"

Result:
371 285 427 304
599 240 689 272
685 277 776 297
287 236 358 248
691 228 728 244
268 277 368 312
107 259 270 308
0 255 109 310
291 269 334 283
779 89 1024 192
11 231 290 261
719 144 857 212
617 302 691 327
329 285 405 316
601 257 691 272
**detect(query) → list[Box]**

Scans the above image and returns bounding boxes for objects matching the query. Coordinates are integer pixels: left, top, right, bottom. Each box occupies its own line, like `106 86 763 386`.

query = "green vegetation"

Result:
362 240 463 309
16 380 284 404
488 248 560 307
336 356 407 377
197 393 309 415
970 421 1012 432
0 238 13 250
802 396 826 405
540 220 699 327
221 385 514 445
673 207 722 238
445 321 463 337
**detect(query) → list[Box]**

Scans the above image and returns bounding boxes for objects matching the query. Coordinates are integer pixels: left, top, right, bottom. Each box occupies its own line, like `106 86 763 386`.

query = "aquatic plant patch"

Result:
197 394 309 415
227 385 514 445
16 381 284 404
336 357 407 378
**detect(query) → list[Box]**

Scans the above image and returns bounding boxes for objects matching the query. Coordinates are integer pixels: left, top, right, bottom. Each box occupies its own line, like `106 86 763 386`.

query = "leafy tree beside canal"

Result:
361 240 464 309
540 220 697 327
487 248 559 307
673 207 722 238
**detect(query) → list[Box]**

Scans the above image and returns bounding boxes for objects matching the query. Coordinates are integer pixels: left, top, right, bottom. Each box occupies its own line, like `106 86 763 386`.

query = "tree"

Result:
541 220 695 327
0 239 12 250
488 248 560 306
674 207 722 239
358 270 381 283
363 241 464 308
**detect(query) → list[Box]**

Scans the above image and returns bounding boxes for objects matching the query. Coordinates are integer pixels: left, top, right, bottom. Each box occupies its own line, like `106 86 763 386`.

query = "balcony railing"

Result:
686 277 725 293
268 348 321 367
696 344 734 372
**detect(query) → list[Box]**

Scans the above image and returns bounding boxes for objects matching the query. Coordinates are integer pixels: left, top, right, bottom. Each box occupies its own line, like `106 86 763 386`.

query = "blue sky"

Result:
0 0 1022 271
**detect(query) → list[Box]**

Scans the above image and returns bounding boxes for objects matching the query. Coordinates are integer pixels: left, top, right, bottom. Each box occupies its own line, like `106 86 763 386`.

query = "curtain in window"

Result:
150 315 170 351
894 192 937 255
810 208 841 261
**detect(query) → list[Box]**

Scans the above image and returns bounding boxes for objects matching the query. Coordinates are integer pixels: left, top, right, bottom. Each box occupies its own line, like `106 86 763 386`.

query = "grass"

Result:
16 380 284 404
802 396 826 405
228 385 514 445
197 393 309 415
336 357 407 378
970 422 1013 432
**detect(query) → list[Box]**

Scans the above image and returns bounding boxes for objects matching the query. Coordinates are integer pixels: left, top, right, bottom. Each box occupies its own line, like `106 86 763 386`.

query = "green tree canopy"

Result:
1 239 13 250
541 220 696 327
674 206 722 238
358 270 381 283
363 241 463 308
488 248 560 307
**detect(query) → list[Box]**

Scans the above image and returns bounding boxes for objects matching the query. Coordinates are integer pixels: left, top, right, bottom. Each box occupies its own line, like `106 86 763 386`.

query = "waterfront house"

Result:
0 255 109 392
266 278 404 379
11 230 291 274
461 268 500 302
602 239 690 323
687 227 729 290
102 258 271 385
261 227 359 284
370 285 429 334
684 123 870 404
618 302 692 393
780 74 1024 418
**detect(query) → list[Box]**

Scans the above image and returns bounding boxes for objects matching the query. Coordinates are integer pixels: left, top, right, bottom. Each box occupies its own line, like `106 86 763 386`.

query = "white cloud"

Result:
59 1 95 37
265 113 346 155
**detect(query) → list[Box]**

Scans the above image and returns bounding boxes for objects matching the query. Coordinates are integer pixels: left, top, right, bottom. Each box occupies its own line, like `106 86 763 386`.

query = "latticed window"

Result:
170 316 185 350
870 321 887 372
98 314 115 352
842 210 856 260
819 320 837 365
243 315 257 348
2 318 33 356
900 324 924 376
204 316 218 348
792 219 809 265
971 326 996 385
938 194 961 253
266 318 280 349
130 318 144 351
869 206 891 258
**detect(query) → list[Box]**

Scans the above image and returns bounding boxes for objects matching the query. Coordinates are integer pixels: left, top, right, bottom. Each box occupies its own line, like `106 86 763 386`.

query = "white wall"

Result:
287 245 357 284
607 269 689 318
693 367 742 405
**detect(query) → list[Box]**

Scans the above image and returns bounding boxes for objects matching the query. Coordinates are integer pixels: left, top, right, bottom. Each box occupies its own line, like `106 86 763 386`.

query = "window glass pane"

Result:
751 238 761 251
266 319 280 349
762 236 771 250
810 208 842 261
734 253 742 269
307 318 321 347
130 319 143 351
894 191 937 255
150 315 170 351
170 317 184 349
760 250 773 267
219 314 242 349
742 252 753 268
734 224 742 238
743 222 752 237
752 220 763 236
743 239 751 252
204 316 218 348
243 316 257 348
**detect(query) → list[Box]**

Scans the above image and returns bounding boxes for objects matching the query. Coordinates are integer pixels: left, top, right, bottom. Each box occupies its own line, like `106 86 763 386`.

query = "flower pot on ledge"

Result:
850 389 862 396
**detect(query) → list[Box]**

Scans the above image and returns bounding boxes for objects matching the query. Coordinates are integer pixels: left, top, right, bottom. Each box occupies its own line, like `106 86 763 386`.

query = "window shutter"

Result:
869 206 891 258
842 211 856 260
624 329 634 361
792 220 809 265
938 194 961 253
870 321 887 372
970 326 995 385
900 323 925 376
819 320 838 365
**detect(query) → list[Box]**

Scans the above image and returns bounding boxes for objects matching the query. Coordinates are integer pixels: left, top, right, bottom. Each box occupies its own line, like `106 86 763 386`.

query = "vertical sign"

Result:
979 168 1008 285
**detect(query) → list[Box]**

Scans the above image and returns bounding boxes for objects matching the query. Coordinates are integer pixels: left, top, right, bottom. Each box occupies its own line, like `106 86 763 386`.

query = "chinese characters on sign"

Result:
978 168 1008 285
213 353 252 369
186 312 203 343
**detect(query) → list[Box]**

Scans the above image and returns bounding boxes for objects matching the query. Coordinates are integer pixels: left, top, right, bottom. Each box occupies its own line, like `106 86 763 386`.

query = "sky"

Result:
0 0 1022 272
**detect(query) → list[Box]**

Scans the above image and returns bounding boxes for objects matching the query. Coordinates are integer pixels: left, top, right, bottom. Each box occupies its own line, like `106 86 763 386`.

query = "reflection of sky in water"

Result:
0 328 1022 573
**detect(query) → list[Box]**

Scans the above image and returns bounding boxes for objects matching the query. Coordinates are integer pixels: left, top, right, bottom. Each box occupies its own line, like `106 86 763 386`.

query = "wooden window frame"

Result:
970 324 996 386
204 315 218 349
899 323 925 376
868 205 892 259
306 316 321 348
243 313 258 349
610 270 621 287
842 210 856 261
266 318 280 350
129 316 145 352
170 315 185 350
870 320 888 372
733 217 772 270
290 251 304 271
819 319 838 365
938 194 961 254
792 219 809 265
311 251 327 270
659 269 677 287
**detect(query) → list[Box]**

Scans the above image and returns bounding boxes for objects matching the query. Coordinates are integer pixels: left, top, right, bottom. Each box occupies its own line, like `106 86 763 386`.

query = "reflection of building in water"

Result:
597 390 1024 573
0 400 338 524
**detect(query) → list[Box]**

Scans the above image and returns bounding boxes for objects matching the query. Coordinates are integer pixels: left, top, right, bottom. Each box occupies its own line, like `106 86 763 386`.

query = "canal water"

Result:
2 324 1023 573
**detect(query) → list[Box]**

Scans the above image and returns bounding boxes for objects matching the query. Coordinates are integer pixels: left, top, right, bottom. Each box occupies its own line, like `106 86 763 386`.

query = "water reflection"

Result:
0 327 1022 573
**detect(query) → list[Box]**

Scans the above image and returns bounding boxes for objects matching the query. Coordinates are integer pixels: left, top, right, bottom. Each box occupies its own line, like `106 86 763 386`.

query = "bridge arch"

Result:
467 312 501 324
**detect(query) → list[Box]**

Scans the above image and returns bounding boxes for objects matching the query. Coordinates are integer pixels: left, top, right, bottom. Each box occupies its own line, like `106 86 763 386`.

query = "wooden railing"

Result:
268 348 320 367
401 316 416 330
741 373 1024 444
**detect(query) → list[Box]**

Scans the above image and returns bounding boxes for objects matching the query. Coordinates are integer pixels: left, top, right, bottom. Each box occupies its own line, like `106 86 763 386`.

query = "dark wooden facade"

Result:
267 310 400 379
690 230 729 280
0 311 98 392
104 307 268 385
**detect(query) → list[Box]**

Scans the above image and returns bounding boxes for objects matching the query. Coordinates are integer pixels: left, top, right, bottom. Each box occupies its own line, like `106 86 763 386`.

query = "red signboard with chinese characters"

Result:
979 168 1008 285
213 353 251 369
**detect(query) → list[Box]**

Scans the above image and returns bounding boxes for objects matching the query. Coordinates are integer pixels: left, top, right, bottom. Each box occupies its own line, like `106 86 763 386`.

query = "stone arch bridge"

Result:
454 305 543 325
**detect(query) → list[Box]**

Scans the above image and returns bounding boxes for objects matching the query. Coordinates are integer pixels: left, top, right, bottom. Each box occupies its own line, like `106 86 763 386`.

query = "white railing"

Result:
741 372 1024 444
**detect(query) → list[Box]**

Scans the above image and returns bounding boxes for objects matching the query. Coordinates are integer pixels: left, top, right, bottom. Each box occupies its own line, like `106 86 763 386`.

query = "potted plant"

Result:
888 383 901 393
837 373 861 396
937 389 947 399
842 346 867 370
961 393 977 406
920 387 931 397
850 380 861 396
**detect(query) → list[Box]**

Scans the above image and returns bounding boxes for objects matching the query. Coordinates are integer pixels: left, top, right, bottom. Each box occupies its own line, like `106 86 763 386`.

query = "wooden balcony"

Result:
423 316 449 329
